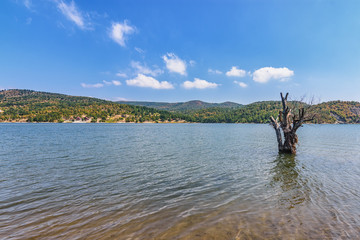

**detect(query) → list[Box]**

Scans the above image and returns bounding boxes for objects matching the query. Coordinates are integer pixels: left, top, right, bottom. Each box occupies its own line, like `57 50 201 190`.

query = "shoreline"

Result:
0 121 353 125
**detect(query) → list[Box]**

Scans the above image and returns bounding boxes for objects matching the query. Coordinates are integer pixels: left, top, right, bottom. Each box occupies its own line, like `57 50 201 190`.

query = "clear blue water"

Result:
0 123 360 239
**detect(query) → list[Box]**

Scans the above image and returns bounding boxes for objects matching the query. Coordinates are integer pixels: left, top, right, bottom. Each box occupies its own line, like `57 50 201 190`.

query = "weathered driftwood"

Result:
270 93 313 154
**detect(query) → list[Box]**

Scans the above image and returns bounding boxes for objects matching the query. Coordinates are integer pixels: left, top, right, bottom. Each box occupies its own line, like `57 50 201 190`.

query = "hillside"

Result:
185 100 360 123
0 89 184 123
311 101 360 123
117 100 242 111
1 89 360 124
183 101 285 123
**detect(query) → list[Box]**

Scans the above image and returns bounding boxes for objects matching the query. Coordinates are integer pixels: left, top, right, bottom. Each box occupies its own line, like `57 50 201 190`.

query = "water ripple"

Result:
1 123 360 239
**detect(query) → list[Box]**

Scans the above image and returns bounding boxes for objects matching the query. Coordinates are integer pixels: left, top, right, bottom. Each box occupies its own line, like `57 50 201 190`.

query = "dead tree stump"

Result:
270 93 313 154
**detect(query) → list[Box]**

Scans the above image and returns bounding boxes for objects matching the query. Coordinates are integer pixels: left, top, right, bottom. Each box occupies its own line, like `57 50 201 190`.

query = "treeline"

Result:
118 100 243 111
0 89 185 123
1 89 360 124
310 101 360 123
183 101 360 124
181 101 360 124
183 101 283 123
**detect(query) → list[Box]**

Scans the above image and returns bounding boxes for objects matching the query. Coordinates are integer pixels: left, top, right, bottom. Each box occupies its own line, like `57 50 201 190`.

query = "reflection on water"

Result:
270 154 310 209
1 123 360 239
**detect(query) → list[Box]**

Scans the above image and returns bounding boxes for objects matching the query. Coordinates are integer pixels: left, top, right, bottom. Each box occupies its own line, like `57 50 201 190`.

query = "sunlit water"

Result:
1 123 360 239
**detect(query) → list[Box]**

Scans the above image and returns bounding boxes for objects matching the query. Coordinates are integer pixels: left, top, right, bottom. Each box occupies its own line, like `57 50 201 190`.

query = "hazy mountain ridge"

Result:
117 100 243 111
188 100 360 124
1 89 360 124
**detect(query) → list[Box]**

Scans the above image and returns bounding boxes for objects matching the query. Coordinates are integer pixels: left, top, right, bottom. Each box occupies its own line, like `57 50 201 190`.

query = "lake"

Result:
1 123 360 239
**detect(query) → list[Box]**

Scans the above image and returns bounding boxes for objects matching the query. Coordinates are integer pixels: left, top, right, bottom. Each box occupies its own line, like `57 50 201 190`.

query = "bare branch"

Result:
270 92 309 154
280 92 288 111
270 116 279 129
270 116 283 151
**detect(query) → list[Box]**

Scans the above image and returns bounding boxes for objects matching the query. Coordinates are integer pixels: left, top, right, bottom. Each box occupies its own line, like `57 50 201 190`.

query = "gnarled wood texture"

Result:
270 93 313 154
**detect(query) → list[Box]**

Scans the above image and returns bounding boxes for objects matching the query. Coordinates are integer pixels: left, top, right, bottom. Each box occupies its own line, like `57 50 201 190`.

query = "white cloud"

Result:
102 80 112 86
112 80 122 86
109 21 135 47
182 78 219 89
116 72 128 78
57 0 88 30
103 80 121 86
189 60 196 66
208 69 223 74
130 61 163 77
113 97 130 101
226 66 246 77
252 67 294 83
135 47 144 54
162 53 187 75
81 83 104 88
126 74 174 89
24 0 31 9
234 81 248 88
81 80 121 88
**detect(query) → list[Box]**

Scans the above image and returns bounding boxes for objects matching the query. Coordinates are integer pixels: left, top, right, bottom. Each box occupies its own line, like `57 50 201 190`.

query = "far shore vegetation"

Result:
1 89 360 124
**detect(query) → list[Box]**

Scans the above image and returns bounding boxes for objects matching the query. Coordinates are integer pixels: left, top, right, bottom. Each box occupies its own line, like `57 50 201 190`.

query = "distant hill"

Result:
0 89 184 123
311 101 360 123
1 89 360 124
183 100 360 124
185 101 284 123
117 100 243 111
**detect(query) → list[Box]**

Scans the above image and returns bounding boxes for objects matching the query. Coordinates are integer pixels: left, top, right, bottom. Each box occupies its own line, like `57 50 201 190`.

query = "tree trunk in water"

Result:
270 93 309 154
282 132 297 154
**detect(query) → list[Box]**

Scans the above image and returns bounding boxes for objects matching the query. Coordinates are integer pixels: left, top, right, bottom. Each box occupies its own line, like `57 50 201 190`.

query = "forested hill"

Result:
117 100 242 111
118 99 360 124
0 89 184 123
312 101 360 123
1 89 360 124
185 101 360 123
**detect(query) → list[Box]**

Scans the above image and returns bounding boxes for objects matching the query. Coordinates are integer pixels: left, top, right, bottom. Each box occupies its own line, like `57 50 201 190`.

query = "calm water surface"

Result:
1 123 360 239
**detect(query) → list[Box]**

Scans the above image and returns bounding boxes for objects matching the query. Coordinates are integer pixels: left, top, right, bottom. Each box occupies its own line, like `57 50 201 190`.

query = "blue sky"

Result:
1 0 360 104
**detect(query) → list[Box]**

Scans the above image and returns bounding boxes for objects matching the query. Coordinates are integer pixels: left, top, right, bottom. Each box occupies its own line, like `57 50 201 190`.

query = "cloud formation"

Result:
57 0 88 30
234 81 248 88
130 61 163 77
113 97 130 101
23 0 31 9
162 53 187 75
208 69 223 74
134 47 144 54
116 72 128 78
226 66 246 77
112 80 122 86
253 67 294 83
81 83 104 88
103 80 121 86
110 21 135 47
126 74 174 89
182 78 219 89
81 80 121 88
